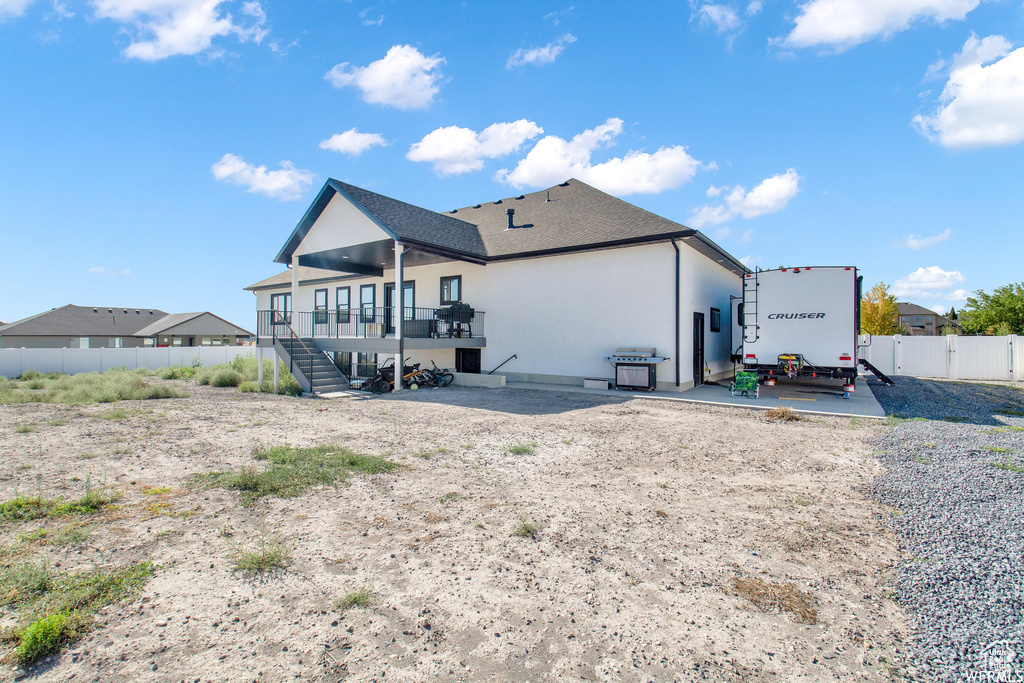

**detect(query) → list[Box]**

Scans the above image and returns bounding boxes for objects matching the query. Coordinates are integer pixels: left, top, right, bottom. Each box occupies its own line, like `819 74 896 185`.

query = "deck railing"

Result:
257 307 484 341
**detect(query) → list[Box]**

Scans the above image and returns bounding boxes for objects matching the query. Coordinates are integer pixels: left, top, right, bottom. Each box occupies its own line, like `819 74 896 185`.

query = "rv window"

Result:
710 308 721 333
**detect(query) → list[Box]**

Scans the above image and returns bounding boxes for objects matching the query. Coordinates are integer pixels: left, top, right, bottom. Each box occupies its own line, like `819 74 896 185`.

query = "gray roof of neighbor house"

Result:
133 312 252 338
244 266 361 292
270 178 748 277
0 305 169 337
897 302 961 325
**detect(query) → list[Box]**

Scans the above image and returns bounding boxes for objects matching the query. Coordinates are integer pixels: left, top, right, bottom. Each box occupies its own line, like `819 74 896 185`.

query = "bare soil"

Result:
0 384 911 682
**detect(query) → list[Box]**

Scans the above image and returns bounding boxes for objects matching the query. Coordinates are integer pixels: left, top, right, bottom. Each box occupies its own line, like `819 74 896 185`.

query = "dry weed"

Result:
732 576 818 623
764 407 803 422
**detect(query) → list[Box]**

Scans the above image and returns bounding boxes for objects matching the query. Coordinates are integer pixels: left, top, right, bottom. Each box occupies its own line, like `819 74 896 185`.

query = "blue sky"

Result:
1 0 1022 330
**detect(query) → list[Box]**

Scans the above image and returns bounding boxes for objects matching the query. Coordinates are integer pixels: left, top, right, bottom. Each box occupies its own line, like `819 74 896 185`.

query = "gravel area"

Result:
866 377 1024 682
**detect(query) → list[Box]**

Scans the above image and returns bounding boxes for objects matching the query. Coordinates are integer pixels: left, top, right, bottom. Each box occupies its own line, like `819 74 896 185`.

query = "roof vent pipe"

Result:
506 208 515 229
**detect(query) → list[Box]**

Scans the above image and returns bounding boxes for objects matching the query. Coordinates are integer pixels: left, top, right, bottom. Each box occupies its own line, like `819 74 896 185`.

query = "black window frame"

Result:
440 275 462 305
360 284 376 323
336 286 351 324
386 280 416 321
270 292 292 324
710 307 721 333
313 288 328 324
356 352 377 378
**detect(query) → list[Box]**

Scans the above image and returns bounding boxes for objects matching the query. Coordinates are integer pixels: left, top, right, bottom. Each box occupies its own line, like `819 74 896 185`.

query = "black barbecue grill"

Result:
603 347 668 391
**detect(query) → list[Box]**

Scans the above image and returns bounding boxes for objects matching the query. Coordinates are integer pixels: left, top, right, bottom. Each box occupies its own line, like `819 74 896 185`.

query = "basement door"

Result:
693 313 705 387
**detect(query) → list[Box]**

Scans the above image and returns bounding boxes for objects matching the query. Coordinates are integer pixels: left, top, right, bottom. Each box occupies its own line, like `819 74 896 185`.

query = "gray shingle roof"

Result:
272 178 747 276
0 305 169 337
133 312 252 337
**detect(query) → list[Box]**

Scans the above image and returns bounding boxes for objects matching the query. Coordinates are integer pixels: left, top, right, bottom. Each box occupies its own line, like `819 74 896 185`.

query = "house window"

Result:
69 338 80 348
270 292 292 324
913 315 923 323
356 353 377 378
108 337 123 348
143 338 154 347
336 286 351 324
172 338 182 347
314 289 328 324
440 275 461 305
79 338 91 348
710 308 721 333
360 285 375 323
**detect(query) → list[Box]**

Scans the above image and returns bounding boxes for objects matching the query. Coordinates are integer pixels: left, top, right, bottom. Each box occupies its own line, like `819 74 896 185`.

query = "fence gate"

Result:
859 335 1020 381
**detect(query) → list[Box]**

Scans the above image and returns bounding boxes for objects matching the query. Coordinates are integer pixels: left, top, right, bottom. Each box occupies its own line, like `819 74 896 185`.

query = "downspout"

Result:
671 239 680 387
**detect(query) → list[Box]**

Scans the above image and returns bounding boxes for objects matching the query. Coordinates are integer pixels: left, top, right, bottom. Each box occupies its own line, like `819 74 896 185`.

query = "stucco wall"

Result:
293 194 391 257
254 242 742 389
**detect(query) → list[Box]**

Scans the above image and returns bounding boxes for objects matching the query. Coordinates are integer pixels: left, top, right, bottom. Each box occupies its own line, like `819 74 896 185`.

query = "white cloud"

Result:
325 44 444 110
507 33 576 68
929 303 949 314
694 4 740 33
898 228 951 250
49 0 73 19
746 0 763 15
91 0 268 61
211 153 314 201
782 0 979 51
688 169 802 228
88 266 132 276
497 118 702 195
358 7 382 26
739 229 753 243
892 266 966 298
0 0 33 19
946 288 970 301
408 120 544 176
739 255 762 267
319 128 388 156
913 34 1024 148
713 227 731 241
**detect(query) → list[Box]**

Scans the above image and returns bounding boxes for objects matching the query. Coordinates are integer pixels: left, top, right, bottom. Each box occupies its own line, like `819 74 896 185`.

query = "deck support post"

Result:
257 346 264 387
273 347 280 393
290 255 299 327
394 240 404 392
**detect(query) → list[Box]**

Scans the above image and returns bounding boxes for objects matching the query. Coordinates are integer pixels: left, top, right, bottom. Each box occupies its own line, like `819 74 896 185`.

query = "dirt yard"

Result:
0 383 911 682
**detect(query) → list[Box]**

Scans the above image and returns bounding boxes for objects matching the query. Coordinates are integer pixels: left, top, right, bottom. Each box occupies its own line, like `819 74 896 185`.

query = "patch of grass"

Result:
996 407 1024 417
229 527 292 574
412 450 433 459
16 463 32 471
0 479 121 525
77 452 97 460
508 441 536 455
922 442 936 448
4 559 153 666
460 443 474 450
239 381 259 393
0 557 55 606
210 368 243 388
764 407 802 422
985 446 1014 454
732 576 818 624
0 368 185 406
14 424 36 434
789 496 816 507
143 486 172 496
46 418 67 427
333 585 376 611
98 406 128 421
439 491 463 505
991 460 1024 473
512 517 538 538
194 443 399 504
911 455 929 465
656 481 669 489
50 523 97 546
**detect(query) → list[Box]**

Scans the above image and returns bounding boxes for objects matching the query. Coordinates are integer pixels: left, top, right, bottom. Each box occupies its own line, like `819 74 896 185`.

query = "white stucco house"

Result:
245 178 747 394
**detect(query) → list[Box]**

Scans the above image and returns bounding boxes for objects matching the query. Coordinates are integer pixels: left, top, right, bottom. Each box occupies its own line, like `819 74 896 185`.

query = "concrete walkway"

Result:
506 375 887 419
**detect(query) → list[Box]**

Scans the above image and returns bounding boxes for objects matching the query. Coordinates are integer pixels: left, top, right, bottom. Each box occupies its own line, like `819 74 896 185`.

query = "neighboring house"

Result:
897 303 962 336
0 305 253 348
247 178 747 392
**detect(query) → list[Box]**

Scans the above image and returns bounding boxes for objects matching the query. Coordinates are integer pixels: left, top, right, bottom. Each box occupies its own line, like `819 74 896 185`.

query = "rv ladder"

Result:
743 271 759 343
858 358 895 386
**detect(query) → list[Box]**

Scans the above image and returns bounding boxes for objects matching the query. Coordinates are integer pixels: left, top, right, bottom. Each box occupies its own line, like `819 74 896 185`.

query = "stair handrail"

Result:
271 310 317 394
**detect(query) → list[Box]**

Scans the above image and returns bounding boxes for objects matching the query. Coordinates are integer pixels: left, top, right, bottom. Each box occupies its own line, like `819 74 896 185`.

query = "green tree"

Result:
960 283 1024 335
860 282 903 335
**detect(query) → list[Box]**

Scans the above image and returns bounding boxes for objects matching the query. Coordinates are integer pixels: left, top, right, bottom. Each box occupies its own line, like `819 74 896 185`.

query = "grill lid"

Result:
612 347 656 357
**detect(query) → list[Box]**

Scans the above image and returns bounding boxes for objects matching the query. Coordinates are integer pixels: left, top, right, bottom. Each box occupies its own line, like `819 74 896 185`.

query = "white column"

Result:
290 255 299 326
257 346 264 388
273 347 280 393
394 241 404 393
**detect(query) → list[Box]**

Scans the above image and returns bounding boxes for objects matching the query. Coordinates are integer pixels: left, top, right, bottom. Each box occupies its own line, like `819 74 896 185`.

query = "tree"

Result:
960 282 1024 335
860 282 903 335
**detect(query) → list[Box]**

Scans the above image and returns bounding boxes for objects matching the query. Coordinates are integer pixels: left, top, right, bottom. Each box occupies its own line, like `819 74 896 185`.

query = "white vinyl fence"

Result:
0 347 255 379
859 335 1024 382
